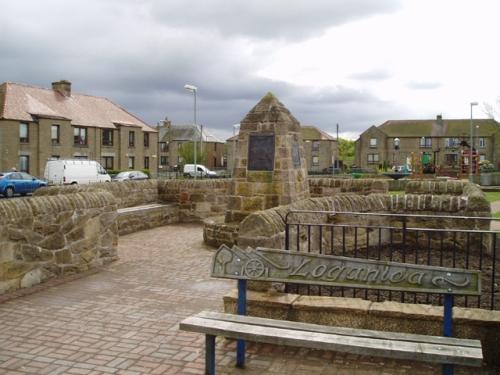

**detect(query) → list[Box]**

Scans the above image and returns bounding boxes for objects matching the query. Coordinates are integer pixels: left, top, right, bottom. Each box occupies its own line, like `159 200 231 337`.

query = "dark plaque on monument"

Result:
248 134 275 171
292 142 301 168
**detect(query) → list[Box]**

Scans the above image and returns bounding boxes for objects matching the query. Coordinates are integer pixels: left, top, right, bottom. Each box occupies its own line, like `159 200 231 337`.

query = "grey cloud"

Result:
350 69 392 81
407 81 442 90
149 0 401 41
0 0 405 139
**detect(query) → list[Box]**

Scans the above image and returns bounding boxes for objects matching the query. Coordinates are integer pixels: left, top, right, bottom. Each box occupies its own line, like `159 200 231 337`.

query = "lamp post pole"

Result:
184 84 198 179
469 102 478 182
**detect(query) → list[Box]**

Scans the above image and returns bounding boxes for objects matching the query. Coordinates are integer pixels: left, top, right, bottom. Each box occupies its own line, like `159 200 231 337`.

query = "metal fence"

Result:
284 210 499 310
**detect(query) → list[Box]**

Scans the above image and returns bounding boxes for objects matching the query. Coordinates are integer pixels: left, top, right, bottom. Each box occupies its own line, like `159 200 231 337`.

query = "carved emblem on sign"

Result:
211 246 481 296
248 134 275 171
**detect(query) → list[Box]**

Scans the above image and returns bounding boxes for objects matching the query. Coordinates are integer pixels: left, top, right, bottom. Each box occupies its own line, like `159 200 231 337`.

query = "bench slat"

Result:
180 314 483 367
197 311 481 349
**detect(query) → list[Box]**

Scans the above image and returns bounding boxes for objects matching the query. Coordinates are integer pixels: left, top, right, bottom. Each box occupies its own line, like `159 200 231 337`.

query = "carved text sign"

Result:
211 246 481 296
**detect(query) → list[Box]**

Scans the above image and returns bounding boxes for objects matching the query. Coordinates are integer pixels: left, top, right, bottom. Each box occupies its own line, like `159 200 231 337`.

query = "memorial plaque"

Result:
248 134 275 171
292 142 301 168
212 246 481 296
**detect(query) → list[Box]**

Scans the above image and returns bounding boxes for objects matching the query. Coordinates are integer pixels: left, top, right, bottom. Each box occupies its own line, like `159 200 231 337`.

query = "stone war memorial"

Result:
226 92 310 222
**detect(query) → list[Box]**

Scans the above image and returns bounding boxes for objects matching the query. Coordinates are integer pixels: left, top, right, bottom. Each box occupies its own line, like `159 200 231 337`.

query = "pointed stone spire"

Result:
225 93 310 223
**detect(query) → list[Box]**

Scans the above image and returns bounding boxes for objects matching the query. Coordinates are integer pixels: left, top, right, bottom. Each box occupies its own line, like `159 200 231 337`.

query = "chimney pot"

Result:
52 80 71 97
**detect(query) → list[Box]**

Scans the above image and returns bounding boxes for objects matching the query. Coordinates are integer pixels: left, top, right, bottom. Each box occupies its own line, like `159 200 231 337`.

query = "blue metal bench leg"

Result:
236 279 247 368
442 294 454 375
206 334 216 375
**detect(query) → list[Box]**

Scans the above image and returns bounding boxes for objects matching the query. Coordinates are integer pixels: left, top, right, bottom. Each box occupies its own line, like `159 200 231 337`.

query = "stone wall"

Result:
0 192 118 294
308 178 389 197
237 180 490 250
224 290 500 369
34 180 159 208
35 179 230 223
158 179 230 222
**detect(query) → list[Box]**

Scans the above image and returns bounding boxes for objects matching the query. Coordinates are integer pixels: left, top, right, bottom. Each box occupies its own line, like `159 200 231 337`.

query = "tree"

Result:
178 141 207 165
484 98 500 121
338 138 355 167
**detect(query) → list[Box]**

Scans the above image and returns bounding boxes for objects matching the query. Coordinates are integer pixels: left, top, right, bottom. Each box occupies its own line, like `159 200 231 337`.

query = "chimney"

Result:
52 80 71 97
436 114 443 126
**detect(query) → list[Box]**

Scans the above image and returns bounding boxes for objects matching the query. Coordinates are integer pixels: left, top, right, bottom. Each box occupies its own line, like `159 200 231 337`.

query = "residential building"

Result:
355 115 500 172
0 80 158 177
226 124 338 174
301 125 338 173
158 120 225 171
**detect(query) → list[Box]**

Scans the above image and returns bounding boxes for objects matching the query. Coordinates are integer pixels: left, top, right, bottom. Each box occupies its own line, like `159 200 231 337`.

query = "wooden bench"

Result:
179 245 483 375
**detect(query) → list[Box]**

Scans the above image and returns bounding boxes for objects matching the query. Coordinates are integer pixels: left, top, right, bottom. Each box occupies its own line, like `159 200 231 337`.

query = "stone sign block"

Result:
211 246 481 296
248 134 275 171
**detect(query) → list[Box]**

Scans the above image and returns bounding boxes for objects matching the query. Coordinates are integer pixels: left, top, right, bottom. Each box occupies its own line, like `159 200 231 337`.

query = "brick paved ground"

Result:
0 224 490 374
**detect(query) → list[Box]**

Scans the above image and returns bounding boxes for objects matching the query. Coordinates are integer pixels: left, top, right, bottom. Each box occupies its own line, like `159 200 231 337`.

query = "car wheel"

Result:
5 187 14 198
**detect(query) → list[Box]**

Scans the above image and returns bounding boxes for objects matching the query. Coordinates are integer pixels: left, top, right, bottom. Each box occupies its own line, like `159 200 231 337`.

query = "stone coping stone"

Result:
223 289 300 307
225 290 500 326
117 203 170 214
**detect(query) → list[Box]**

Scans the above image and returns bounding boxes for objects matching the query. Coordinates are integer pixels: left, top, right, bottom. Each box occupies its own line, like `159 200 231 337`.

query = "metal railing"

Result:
284 210 499 310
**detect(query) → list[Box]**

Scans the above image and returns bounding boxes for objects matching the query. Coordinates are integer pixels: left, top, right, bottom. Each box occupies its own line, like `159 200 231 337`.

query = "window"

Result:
103 156 114 170
420 137 432 148
102 129 113 146
367 154 379 163
369 138 377 148
20 123 29 143
128 131 135 147
445 138 460 148
445 153 458 166
480 154 486 162
19 155 29 172
214 143 217 151
312 141 320 151
479 138 486 148
144 156 149 169
159 142 167 152
51 155 60 160
74 127 87 145
160 156 167 166
144 133 150 148
73 155 88 160
51 125 60 145
128 156 135 169
312 156 319 166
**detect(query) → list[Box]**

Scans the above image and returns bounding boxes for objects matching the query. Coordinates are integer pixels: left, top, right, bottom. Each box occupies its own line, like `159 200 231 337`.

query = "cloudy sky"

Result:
1 0 499 140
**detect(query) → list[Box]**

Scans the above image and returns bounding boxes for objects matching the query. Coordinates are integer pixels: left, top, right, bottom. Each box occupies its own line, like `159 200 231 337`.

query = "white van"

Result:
183 164 217 178
44 159 111 185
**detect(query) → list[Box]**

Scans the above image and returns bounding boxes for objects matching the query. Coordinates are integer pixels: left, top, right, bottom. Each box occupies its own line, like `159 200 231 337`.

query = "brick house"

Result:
355 115 500 172
0 80 158 177
158 121 225 171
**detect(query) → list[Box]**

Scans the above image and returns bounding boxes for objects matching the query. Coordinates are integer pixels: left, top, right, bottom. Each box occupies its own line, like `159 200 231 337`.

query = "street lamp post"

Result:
184 84 198 179
469 102 478 182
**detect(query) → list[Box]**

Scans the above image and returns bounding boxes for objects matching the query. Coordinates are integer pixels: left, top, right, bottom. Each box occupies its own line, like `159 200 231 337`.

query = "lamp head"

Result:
470 102 478 106
184 84 198 92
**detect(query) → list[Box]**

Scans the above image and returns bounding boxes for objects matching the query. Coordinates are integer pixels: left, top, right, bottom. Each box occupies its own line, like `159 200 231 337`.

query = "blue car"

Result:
0 172 47 198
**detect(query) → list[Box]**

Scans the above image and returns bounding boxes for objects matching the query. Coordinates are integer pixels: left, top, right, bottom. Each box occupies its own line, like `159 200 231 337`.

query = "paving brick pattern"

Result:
0 224 489 374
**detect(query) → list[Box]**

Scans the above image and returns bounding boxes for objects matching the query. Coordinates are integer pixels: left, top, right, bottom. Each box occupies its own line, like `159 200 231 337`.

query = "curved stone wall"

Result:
308 178 389 197
237 181 491 250
0 192 118 294
34 180 159 208
158 179 230 222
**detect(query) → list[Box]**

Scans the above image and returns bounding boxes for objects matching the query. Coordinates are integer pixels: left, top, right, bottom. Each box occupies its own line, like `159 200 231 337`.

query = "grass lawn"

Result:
484 192 500 203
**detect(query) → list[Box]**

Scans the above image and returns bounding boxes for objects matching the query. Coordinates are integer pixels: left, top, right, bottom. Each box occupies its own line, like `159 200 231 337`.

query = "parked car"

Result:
112 170 149 181
0 172 47 198
183 164 217 178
